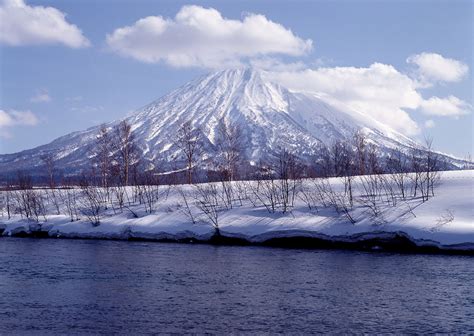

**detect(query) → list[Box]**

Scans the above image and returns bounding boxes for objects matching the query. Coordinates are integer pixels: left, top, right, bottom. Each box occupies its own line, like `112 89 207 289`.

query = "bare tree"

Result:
137 170 160 214
314 177 355 224
218 175 234 210
366 143 381 175
40 153 55 188
215 120 243 181
353 130 367 175
338 141 356 207
318 143 333 177
331 140 345 177
79 176 103 226
358 173 386 220
249 150 301 214
95 124 114 189
45 189 61 215
251 162 279 213
423 136 440 201
386 146 409 199
234 180 250 206
194 183 222 235
114 120 138 186
277 148 300 214
463 153 474 169
410 145 424 198
60 187 80 222
176 186 197 224
176 121 201 184
299 179 319 211
14 171 47 222
3 180 13 220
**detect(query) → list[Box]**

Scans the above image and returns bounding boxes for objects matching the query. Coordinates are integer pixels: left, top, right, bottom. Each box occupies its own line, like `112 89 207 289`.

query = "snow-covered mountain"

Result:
0 68 464 175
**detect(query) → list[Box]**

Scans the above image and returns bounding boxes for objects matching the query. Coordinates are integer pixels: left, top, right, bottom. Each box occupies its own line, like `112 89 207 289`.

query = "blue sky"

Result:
0 0 472 158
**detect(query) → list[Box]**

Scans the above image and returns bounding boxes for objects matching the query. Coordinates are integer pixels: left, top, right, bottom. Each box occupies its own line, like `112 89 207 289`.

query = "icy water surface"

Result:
0 238 473 334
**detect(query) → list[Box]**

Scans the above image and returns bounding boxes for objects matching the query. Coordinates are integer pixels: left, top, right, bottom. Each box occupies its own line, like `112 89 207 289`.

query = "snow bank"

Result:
1 170 473 252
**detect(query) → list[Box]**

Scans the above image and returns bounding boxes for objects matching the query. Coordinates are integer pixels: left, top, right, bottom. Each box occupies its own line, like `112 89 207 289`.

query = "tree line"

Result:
0 119 451 234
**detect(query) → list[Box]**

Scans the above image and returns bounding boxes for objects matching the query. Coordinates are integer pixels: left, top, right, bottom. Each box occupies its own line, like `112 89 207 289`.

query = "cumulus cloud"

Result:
106 5 312 68
0 0 90 48
420 96 471 117
268 63 423 136
267 56 471 136
407 52 469 83
30 90 51 103
0 109 39 137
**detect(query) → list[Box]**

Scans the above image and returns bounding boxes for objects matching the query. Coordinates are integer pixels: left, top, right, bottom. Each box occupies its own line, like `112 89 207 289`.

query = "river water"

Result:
0 238 472 334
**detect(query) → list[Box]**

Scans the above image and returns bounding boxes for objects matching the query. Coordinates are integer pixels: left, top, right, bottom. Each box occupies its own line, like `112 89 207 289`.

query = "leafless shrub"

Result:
386 146 409 199
431 209 455 232
59 187 80 222
177 187 197 224
194 183 222 234
277 149 300 214
45 189 61 215
250 150 301 214
313 177 355 224
11 172 47 222
379 174 397 207
79 179 103 226
298 180 319 211
142 183 160 214
234 180 250 206
0 183 13 220
112 185 125 212
334 192 356 224
358 174 383 218
252 177 279 213
14 189 47 222
219 179 234 210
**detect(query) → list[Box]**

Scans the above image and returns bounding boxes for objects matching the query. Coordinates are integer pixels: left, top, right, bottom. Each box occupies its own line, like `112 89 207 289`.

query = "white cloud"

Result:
0 0 90 48
268 63 423 136
407 52 469 83
0 109 38 127
424 119 435 129
0 109 39 137
30 90 51 103
267 56 471 136
420 96 471 117
106 5 312 68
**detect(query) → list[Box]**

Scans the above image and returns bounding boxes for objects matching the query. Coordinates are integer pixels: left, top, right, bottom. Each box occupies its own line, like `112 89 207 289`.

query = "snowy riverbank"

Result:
1 170 473 253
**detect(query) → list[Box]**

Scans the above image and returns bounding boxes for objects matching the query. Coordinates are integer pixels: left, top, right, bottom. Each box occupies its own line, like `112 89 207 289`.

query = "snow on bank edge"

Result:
1 170 473 252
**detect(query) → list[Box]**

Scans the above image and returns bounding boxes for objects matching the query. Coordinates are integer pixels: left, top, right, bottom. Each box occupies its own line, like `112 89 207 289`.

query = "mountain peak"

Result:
211 66 264 77
2 67 461 176
203 67 268 89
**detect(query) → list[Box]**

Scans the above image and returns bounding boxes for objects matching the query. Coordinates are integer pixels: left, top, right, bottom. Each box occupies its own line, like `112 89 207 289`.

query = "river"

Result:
0 238 472 334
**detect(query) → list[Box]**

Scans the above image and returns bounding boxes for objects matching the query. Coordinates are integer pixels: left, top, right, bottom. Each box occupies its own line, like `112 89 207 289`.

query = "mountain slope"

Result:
0 68 464 175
